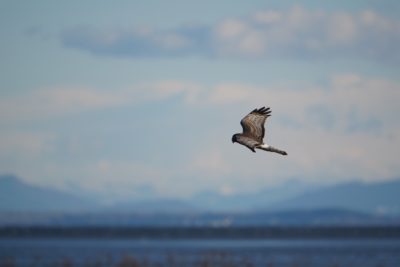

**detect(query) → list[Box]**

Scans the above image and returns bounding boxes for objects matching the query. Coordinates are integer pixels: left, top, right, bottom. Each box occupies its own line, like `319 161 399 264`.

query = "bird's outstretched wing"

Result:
235 135 260 152
240 107 271 143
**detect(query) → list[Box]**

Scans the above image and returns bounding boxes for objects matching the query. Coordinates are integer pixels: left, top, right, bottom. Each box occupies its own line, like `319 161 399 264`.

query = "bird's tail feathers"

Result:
258 145 287 155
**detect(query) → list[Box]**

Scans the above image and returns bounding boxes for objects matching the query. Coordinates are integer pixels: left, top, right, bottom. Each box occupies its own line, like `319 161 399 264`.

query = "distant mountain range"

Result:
270 180 400 215
1 174 400 221
191 179 320 212
0 174 96 212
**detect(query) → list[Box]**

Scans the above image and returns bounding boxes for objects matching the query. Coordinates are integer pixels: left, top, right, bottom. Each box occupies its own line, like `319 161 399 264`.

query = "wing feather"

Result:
240 107 271 143
236 135 260 152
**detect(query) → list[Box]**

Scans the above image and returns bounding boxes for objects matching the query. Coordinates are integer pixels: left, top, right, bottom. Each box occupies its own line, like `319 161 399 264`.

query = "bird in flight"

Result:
232 107 287 155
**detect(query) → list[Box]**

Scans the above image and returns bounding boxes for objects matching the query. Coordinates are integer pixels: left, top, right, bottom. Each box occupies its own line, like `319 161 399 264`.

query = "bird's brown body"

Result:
232 107 287 155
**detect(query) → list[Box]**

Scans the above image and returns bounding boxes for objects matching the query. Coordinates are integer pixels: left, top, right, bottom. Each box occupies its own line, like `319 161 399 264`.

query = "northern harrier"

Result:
232 107 287 155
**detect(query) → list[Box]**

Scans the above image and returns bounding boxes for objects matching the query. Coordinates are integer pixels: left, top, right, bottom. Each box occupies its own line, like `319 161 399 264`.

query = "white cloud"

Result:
215 19 248 39
141 80 202 104
61 6 400 63
207 74 400 130
0 81 201 123
328 12 358 44
0 87 126 122
208 83 253 104
213 6 399 60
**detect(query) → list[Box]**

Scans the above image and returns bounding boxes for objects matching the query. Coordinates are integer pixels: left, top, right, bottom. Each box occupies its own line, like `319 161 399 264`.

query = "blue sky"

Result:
1 1 399 201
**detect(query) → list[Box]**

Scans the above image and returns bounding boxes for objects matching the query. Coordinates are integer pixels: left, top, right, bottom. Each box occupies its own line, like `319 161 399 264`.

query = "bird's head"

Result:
231 134 239 143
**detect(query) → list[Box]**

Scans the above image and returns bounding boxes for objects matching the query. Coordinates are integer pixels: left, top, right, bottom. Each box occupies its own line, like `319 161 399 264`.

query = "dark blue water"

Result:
1 238 400 267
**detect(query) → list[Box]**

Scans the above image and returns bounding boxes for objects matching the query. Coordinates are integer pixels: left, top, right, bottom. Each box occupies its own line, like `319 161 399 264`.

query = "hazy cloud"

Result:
62 25 212 58
3 74 398 142
61 6 400 63
0 87 125 123
3 75 399 196
0 82 200 123
207 74 400 132
0 132 55 159
199 74 400 185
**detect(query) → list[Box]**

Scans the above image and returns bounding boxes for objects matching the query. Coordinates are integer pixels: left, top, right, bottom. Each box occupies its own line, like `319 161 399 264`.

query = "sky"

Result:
1 0 399 201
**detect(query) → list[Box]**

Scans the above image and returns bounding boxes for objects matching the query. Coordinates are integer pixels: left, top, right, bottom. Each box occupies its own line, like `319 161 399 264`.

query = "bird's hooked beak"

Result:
231 135 237 143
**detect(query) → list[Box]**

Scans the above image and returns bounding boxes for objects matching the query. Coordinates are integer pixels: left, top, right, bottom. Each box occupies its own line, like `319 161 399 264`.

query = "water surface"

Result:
1 238 400 267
